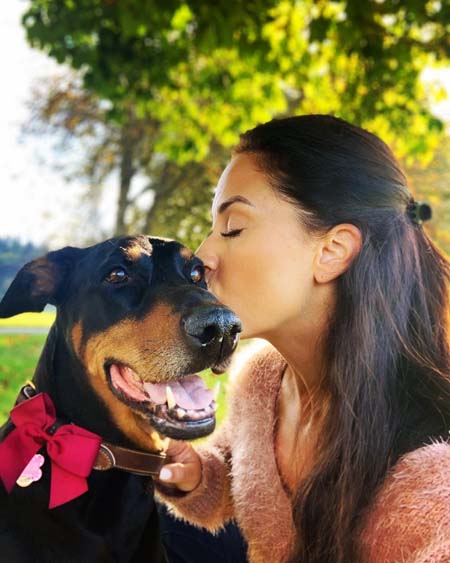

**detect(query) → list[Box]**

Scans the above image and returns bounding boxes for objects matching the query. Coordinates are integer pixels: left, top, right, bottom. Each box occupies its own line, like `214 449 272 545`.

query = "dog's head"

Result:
0 235 241 444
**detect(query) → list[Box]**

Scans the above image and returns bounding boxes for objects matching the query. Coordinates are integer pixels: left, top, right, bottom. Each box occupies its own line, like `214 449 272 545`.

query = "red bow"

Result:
0 393 101 508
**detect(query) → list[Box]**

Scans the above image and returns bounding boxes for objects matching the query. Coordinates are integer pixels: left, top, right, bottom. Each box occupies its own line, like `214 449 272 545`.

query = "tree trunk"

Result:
143 161 179 233
144 191 162 234
114 128 136 236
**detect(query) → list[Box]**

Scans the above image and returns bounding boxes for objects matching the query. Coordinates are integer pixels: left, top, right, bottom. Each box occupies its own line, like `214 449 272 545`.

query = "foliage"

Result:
23 0 449 161
405 142 450 257
26 74 159 236
26 73 229 244
21 0 450 250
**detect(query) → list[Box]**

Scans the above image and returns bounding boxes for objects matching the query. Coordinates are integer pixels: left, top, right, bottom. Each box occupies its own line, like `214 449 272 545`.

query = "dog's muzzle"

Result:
181 306 241 373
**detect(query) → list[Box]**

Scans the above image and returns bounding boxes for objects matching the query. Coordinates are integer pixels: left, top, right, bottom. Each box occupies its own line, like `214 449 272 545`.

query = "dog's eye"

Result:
190 264 204 284
105 267 129 284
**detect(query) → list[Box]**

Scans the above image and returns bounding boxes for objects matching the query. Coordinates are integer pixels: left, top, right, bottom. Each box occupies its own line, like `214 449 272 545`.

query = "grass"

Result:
0 311 55 328
0 333 47 424
0 332 231 431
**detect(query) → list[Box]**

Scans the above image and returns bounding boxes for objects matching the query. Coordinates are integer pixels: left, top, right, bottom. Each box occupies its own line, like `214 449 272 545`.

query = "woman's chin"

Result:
239 327 252 340
239 329 266 342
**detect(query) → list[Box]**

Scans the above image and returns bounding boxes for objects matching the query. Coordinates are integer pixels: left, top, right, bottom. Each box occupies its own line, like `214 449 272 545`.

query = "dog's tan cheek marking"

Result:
84 354 162 451
125 304 188 381
71 321 83 357
82 304 187 381
81 305 186 450
80 326 150 450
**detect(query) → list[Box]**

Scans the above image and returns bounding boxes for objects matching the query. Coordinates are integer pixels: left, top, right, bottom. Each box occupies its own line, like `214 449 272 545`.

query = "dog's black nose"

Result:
182 307 241 355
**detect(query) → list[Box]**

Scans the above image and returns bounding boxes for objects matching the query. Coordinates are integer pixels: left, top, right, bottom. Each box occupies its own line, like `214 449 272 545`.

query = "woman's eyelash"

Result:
220 229 244 238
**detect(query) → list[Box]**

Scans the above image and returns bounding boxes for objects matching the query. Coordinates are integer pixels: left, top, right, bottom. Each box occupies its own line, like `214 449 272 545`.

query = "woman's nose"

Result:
196 240 219 283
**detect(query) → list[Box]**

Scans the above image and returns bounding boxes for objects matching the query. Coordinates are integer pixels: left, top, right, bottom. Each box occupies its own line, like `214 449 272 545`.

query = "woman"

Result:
156 115 450 562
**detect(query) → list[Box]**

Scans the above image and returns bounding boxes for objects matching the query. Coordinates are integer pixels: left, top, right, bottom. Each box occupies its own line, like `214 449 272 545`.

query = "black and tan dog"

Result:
0 235 241 562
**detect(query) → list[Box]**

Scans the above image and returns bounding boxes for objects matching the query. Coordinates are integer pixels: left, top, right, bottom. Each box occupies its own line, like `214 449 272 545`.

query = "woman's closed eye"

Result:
220 228 244 238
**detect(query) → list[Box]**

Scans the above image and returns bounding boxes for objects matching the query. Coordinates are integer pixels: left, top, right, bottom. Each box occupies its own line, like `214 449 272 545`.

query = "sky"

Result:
0 0 116 247
1 1 450 249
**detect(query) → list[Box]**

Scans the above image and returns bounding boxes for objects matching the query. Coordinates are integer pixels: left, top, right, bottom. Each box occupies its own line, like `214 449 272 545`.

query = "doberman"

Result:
0 235 241 563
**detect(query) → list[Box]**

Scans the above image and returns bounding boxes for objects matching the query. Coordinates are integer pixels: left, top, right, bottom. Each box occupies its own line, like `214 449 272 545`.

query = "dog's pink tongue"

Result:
110 364 147 402
144 375 213 410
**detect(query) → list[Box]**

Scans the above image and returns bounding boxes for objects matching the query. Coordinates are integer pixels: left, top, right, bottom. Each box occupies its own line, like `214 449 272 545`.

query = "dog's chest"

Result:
1 470 165 562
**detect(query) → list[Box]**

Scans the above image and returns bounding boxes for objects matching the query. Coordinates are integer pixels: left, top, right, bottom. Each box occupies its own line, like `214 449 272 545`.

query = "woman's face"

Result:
196 153 321 340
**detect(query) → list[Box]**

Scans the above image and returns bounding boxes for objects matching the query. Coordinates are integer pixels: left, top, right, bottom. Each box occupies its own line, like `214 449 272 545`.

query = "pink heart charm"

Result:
16 454 45 488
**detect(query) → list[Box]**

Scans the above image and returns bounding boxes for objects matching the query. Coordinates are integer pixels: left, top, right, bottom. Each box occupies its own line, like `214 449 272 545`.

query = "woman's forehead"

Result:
212 154 269 216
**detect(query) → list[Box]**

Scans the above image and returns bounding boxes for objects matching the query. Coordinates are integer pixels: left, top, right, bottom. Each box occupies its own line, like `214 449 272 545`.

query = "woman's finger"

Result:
159 462 200 492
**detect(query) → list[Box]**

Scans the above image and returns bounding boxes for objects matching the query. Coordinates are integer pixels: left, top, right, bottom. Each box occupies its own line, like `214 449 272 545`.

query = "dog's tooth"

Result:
213 381 221 401
211 400 218 412
194 409 207 421
165 386 176 410
176 407 186 419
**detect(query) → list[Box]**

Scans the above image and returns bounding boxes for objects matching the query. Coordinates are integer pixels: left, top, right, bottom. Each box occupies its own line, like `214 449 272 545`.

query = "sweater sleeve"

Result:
155 341 284 534
360 441 450 563
413 540 450 563
155 406 234 532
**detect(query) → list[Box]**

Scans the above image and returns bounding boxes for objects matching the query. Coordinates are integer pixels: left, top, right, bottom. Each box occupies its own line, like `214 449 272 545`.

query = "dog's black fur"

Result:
0 235 240 562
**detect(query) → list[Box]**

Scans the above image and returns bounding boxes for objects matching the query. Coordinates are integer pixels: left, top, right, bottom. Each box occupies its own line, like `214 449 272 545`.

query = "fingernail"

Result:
159 468 172 481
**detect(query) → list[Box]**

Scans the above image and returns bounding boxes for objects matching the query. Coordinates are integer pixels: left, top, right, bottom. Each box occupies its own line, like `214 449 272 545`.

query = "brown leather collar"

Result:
16 382 168 477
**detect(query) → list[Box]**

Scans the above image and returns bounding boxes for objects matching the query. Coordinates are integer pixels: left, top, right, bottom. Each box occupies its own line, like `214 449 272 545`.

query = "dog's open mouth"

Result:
106 363 219 440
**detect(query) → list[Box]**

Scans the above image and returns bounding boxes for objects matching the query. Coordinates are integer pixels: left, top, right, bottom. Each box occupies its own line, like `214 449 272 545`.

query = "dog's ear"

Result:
0 246 84 318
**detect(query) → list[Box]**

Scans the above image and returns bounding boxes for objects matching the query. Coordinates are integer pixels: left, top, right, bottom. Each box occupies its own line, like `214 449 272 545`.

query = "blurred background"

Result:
1 0 450 422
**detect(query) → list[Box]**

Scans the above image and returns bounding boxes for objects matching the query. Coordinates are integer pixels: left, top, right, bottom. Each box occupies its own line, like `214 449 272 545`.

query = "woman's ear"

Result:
314 224 362 284
0 246 83 318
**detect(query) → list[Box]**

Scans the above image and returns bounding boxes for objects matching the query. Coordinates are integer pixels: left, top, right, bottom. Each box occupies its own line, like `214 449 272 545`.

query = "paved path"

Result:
0 327 49 334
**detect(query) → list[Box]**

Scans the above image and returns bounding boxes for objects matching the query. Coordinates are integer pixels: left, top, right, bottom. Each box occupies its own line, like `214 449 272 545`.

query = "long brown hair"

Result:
236 115 450 562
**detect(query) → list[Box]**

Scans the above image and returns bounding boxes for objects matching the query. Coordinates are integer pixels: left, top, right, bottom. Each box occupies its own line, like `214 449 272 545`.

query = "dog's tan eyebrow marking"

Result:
126 245 143 261
120 242 152 262
179 247 193 260
217 195 255 215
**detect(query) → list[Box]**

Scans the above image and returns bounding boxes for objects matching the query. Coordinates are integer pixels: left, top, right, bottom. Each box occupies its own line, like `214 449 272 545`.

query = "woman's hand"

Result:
158 439 202 492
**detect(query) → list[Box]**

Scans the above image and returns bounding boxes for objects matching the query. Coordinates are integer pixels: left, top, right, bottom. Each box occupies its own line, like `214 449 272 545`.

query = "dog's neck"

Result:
1 326 164 560
32 323 138 449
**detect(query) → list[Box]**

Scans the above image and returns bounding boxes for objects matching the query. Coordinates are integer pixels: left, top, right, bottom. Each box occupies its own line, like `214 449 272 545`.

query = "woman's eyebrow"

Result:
217 195 255 215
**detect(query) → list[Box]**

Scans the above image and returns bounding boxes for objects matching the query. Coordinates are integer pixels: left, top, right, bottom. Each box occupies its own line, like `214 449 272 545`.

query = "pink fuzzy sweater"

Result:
157 345 450 562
